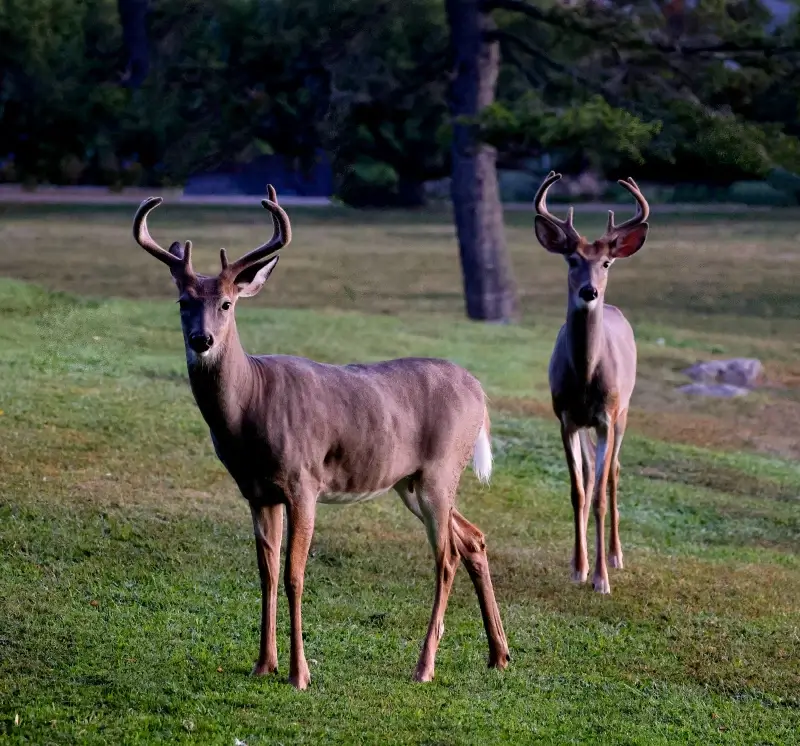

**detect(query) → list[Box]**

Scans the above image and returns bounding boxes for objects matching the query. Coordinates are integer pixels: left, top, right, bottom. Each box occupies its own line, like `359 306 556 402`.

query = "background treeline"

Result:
3 0 800 206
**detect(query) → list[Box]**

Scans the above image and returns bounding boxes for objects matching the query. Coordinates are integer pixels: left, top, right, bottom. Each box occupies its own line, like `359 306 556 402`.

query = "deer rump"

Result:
208 355 491 502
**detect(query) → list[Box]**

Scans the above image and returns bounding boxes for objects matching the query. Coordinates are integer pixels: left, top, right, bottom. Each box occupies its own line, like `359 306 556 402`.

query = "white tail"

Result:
472 425 493 484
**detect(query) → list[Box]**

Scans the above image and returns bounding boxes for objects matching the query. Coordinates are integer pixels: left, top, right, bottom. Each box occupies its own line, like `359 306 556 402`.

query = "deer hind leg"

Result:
451 510 510 671
591 419 615 594
608 409 627 570
560 422 589 583
250 502 284 676
284 496 316 690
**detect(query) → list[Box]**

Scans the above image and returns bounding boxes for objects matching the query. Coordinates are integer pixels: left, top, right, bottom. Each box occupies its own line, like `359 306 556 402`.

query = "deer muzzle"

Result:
188 333 214 353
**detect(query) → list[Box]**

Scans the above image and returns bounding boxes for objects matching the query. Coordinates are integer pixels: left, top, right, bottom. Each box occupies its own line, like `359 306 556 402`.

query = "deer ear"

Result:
235 256 279 298
534 215 568 254
610 222 649 258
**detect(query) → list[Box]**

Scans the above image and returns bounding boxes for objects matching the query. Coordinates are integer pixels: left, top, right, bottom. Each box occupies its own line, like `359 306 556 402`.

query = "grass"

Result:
1 203 799 744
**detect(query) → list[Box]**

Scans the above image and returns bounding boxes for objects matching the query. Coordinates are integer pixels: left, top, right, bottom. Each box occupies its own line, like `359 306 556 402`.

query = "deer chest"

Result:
553 377 615 429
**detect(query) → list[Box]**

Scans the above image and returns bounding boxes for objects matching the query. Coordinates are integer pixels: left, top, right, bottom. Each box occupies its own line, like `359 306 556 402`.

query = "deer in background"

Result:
533 172 650 594
131 187 509 689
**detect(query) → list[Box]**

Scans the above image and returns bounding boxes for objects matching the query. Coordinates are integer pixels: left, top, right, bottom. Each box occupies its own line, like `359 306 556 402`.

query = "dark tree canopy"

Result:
481 0 800 182
2 0 799 192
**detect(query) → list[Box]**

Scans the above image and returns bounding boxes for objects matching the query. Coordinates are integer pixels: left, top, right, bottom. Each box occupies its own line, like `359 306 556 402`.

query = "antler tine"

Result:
608 177 650 234
226 184 292 276
133 197 184 268
533 171 581 242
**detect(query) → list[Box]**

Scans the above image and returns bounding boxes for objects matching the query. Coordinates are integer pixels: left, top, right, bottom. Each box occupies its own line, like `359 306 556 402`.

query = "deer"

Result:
131 186 510 689
532 171 650 595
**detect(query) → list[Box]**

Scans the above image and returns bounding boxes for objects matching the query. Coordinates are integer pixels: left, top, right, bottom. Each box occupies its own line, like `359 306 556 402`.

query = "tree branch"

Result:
501 44 546 89
482 0 617 37
484 0 800 59
482 0 550 22
488 29 625 107
491 29 713 139
654 39 800 57
486 29 573 78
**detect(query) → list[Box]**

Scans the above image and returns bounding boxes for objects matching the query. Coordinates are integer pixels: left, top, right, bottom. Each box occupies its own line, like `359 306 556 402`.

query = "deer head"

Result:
133 185 292 362
533 172 650 310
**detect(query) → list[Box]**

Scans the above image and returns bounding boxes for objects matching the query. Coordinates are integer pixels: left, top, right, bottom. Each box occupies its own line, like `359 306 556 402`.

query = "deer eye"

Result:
220 301 232 311
566 256 578 268
178 299 190 310
602 260 611 269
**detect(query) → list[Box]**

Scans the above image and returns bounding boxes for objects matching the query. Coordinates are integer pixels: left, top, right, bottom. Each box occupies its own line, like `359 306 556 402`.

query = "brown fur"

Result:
131 188 509 689
533 172 650 594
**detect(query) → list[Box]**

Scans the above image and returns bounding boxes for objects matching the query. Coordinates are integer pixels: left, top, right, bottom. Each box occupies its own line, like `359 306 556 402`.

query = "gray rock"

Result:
682 358 763 388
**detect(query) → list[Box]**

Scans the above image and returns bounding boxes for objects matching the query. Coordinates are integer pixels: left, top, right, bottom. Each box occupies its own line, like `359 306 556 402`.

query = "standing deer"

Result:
131 187 509 689
532 172 650 594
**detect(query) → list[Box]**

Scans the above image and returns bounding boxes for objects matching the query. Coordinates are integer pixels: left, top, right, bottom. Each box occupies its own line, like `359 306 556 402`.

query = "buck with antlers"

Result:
533 172 650 594
131 187 509 689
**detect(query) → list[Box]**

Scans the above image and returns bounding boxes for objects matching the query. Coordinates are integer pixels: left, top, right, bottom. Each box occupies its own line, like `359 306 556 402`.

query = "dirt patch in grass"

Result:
765 359 800 388
633 403 800 460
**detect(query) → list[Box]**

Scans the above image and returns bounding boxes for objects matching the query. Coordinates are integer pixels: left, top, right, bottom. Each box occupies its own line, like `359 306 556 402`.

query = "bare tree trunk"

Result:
446 0 517 323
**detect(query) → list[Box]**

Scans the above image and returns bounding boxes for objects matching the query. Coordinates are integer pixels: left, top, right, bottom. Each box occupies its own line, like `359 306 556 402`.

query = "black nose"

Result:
189 333 214 353
579 285 598 302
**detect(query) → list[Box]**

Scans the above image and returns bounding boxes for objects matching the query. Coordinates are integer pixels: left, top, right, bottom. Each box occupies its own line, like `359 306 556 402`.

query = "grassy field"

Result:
1 203 799 744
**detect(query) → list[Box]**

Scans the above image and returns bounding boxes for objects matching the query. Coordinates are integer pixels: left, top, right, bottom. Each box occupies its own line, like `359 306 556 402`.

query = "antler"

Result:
606 177 650 234
224 184 292 277
132 197 193 274
533 171 581 244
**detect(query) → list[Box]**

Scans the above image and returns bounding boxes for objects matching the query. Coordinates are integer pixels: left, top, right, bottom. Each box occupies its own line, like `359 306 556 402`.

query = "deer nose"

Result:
189 333 214 353
579 285 598 302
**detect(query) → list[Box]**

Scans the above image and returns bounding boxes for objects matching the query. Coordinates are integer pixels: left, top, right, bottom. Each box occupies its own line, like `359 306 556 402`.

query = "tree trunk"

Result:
446 0 517 322
118 0 150 88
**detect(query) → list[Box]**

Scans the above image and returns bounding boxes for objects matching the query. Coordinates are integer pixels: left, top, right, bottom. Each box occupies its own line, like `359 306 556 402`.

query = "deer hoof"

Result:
413 665 435 683
488 651 510 671
571 568 589 584
288 665 311 690
609 553 624 570
593 575 611 594
252 661 278 677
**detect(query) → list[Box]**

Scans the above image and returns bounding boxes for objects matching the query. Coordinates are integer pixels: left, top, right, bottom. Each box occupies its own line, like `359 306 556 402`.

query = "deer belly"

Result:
319 488 392 505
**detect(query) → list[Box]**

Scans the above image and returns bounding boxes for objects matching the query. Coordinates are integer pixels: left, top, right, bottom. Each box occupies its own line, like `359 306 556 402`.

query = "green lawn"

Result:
1 204 799 744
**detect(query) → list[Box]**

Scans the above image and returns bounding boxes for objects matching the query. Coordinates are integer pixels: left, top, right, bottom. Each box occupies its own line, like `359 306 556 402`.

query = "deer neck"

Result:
566 299 605 381
185 323 254 435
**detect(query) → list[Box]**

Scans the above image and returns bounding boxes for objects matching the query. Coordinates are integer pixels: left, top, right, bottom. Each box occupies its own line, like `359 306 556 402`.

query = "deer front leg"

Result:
579 430 595 535
591 419 615 594
284 498 316 690
250 502 284 676
560 422 589 583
